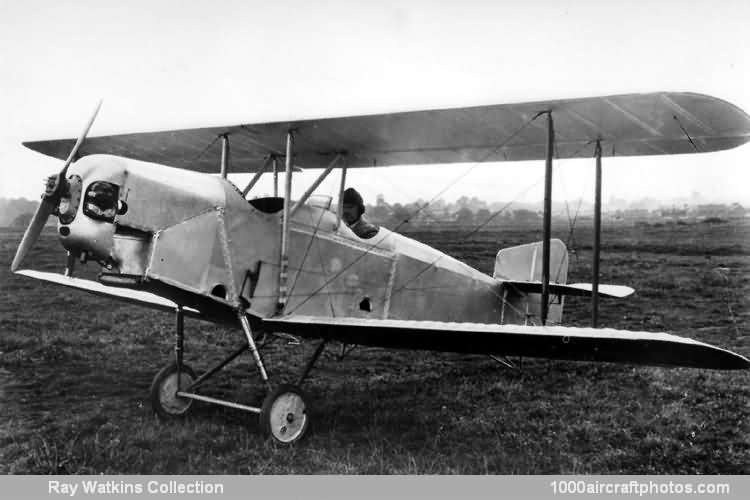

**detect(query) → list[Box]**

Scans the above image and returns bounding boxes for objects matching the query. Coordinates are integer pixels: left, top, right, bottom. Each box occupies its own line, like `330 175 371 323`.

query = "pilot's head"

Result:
342 187 365 225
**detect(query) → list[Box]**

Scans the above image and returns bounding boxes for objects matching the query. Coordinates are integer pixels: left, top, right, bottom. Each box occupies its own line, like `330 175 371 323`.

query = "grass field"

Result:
1 220 748 474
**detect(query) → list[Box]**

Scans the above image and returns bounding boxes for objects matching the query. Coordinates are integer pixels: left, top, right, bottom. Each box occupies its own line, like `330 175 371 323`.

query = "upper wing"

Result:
24 92 750 173
262 315 750 370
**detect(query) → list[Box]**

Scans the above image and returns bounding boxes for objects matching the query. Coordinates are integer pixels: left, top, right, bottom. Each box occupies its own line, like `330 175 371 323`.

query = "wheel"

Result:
259 384 309 444
149 362 196 419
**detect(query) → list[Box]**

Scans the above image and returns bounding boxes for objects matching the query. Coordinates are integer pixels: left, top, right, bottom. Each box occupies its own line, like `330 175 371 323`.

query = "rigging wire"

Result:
188 134 222 167
563 197 583 263
283 111 547 316
392 129 597 305
285 207 331 307
670 114 743 342
390 176 546 298
364 173 447 226
546 140 596 310
248 258 535 324
673 115 700 153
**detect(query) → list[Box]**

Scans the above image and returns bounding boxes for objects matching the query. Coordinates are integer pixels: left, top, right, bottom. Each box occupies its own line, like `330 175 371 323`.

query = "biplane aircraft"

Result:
10 92 750 444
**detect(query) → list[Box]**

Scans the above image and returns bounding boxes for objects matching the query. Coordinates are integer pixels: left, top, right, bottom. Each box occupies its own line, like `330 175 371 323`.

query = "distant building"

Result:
622 208 651 222
659 206 688 219
694 204 727 219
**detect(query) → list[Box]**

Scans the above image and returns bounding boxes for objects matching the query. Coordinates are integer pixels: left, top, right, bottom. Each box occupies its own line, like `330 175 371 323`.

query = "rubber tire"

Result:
149 362 196 419
259 384 310 445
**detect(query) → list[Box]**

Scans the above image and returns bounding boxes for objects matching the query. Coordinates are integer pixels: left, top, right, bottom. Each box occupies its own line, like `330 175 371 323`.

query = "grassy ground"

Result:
0 220 748 474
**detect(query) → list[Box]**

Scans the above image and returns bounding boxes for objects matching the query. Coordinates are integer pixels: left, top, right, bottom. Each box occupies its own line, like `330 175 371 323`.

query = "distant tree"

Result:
403 202 428 223
366 203 390 223
475 208 492 225
431 198 446 211
513 209 539 223
455 206 474 226
702 216 727 224
12 212 34 228
389 203 413 228
455 196 471 209
729 203 745 217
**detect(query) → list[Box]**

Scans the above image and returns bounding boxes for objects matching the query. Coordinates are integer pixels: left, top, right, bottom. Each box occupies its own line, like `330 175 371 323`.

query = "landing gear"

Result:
150 362 196 418
259 384 309 444
149 306 325 444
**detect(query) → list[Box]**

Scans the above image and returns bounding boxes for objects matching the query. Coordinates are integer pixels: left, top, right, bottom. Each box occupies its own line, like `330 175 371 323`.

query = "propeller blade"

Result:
10 197 57 272
59 99 102 179
10 100 103 272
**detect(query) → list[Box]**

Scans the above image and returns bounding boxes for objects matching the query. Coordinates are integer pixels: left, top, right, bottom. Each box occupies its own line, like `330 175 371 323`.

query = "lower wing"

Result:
13 270 748 370
263 315 750 370
14 269 201 317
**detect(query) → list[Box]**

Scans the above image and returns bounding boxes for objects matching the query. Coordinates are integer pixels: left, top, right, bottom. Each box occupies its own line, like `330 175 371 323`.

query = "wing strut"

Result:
592 140 603 326
277 130 294 311
242 157 272 197
541 111 554 325
336 162 348 229
272 156 279 197
220 134 230 178
290 154 343 216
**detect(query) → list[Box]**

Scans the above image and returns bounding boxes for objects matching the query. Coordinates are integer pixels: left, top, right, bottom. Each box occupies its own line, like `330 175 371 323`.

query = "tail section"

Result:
493 239 635 326
493 239 569 325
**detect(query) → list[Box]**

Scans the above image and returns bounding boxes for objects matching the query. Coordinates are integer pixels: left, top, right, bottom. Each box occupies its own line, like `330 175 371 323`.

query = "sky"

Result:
1 0 749 208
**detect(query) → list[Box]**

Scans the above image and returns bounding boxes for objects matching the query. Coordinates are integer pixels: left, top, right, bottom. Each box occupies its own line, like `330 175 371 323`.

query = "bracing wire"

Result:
283 111 547 316
673 115 700 153
188 134 223 168
286 207 330 305
393 130 596 301
563 197 582 262
390 176 546 298
546 140 596 310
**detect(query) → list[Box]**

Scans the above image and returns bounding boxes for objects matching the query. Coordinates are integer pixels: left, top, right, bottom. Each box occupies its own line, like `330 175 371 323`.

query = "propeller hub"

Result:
10 100 102 272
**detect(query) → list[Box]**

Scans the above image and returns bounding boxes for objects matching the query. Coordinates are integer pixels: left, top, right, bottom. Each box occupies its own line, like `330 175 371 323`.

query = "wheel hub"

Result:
263 388 308 444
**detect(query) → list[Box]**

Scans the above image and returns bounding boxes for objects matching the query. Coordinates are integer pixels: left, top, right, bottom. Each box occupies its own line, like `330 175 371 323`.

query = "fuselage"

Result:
58 154 505 324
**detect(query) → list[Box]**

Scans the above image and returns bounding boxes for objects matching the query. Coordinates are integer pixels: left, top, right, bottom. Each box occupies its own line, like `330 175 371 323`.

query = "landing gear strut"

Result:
149 307 326 444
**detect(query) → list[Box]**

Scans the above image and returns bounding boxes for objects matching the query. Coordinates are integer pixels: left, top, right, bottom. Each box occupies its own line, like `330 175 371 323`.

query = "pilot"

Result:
342 187 379 239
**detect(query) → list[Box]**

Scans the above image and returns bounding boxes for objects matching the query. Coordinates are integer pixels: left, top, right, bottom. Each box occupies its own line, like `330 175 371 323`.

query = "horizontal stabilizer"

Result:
264 315 750 370
500 280 635 298
14 270 200 317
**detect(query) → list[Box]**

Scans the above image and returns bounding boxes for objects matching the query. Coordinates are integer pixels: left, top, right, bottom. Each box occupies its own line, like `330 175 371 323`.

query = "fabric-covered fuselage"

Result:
59 154 504 324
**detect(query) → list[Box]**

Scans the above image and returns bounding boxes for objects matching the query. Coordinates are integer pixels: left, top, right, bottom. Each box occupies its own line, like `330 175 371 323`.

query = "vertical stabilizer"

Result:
494 239 568 325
